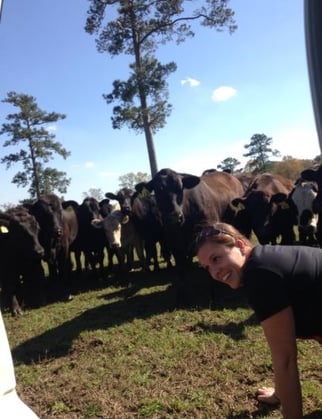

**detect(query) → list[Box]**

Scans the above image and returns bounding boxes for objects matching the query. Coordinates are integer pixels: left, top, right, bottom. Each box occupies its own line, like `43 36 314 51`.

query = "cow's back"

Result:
246 173 294 195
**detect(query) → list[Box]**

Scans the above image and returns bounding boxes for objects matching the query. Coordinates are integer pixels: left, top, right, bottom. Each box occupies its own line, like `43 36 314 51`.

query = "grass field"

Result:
2 263 322 418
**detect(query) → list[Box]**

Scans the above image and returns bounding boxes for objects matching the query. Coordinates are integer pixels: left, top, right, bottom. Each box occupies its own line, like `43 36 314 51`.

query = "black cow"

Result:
300 165 322 246
131 187 172 271
268 192 298 245
140 168 244 304
28 194 78 299
289 180 318 245
62 197 107 277
231 173 295 244
0 207 45 315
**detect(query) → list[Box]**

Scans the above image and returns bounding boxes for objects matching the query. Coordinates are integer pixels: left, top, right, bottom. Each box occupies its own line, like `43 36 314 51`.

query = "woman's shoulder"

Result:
246 244 322 277
251 244 322 258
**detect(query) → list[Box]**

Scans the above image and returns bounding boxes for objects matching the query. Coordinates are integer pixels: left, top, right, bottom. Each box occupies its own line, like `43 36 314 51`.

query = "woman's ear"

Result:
235 238 245 255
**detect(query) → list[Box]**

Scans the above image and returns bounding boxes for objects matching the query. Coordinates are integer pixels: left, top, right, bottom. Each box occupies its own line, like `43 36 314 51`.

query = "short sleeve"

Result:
245 268 290 322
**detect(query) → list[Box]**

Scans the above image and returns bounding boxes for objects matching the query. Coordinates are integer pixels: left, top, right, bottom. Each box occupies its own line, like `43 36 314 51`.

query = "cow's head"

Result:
231 197 252 238
268 192 298 244
79 197 103 222
137 168 200 225
28 194 64 261
231 191 273 243
0 207 44 259
105 188 134 214
92 210 129 248
301 166 322 213
99 198 112 217
30 194 63 236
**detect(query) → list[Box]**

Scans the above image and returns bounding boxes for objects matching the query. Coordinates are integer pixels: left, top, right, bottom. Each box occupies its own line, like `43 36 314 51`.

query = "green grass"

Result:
3 264 322 418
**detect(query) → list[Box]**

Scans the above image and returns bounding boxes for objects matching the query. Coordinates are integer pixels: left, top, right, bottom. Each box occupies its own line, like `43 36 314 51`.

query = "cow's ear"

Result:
136 181 154 193
0 215 10 233
182 175 200 189
121 215 130 225
105 192 118 200
0 224 9 233
91 219 103 229
62 200 79 210
137 187 151 199
270 193 288 204
301 169 316 181
231 198 244 208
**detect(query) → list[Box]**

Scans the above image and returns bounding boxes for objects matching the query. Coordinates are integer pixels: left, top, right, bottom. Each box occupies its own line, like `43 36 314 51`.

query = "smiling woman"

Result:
196 221 322 418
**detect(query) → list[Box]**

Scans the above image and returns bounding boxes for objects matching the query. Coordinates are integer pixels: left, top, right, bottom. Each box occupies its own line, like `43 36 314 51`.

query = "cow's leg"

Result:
135 241 148 271
73 249 83 272
23 263 46 309
1 272 23 316
126 245 134 271
145 240 158 271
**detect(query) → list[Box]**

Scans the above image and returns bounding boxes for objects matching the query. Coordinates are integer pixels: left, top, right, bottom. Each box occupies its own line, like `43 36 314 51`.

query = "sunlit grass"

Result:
3 255 321 418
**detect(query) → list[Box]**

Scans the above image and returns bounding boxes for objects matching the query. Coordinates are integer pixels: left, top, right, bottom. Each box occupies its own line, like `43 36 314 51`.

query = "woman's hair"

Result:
194 222 253 252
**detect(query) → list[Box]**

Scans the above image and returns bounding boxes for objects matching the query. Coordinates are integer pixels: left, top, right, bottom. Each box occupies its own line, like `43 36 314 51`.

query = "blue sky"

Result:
0 0 320 204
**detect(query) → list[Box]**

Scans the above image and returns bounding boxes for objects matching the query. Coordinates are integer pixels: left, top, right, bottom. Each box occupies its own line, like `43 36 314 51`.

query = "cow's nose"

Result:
178 212 185 224
38 248 45 258
56 227 62 236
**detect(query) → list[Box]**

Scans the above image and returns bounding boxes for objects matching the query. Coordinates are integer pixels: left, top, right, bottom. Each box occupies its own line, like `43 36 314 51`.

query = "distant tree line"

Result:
0 92 320 206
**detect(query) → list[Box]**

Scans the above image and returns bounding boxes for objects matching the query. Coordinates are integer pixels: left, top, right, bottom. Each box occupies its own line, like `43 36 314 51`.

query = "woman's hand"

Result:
256 386 280 405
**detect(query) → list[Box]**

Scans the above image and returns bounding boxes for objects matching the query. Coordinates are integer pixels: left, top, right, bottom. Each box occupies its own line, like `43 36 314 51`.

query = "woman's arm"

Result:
260 306 303 419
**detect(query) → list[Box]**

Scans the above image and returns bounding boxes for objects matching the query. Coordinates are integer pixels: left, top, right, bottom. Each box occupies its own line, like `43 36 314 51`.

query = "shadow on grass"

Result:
227 404 278 418
226 404 322 418
303 412 322 418
12 265 255 365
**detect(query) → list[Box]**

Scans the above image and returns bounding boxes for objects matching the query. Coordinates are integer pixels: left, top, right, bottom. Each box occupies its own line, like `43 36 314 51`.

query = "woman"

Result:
195 222 322 419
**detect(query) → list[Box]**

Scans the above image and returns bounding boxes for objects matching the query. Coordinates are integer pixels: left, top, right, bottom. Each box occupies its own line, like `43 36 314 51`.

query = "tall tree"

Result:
118 171 150 189
82 188 104 201
217 157 240 173
243 133 280 174
0 92 71 199
85 0 237 177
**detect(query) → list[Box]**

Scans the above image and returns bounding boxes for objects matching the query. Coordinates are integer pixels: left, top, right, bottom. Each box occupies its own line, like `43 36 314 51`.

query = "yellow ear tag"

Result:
237 202 245 212
280 202 289 210
0 225 9 233
122 215 130 225
138 187 150 199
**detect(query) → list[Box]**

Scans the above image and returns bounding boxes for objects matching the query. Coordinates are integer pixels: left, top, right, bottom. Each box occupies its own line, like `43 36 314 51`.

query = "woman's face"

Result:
197 240 246 289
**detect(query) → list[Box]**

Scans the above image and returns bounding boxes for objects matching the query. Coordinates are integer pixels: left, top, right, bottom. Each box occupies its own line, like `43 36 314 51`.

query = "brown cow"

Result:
231 172 295 244
139 168 244 305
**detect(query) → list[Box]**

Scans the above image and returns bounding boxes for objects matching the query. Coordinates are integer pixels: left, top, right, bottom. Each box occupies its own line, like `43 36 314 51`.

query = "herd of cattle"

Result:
1 165 322 315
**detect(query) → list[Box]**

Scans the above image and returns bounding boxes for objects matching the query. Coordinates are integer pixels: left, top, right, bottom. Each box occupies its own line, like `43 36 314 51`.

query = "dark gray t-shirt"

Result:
243 245 322 339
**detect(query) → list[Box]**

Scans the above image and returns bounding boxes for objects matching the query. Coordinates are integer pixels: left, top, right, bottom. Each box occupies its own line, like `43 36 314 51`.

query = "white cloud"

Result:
181 77 200 87
47 125 57 131
84 161 95 168
211 86 237 102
